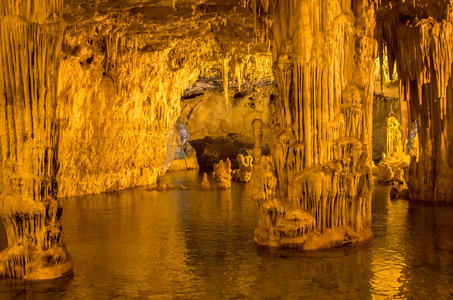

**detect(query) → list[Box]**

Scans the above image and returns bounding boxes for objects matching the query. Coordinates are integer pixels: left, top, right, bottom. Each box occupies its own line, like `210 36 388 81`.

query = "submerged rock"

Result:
213 159 233 189
201 173 211 189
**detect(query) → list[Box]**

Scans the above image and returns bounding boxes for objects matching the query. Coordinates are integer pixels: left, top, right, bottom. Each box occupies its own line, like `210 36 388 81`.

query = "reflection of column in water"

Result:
254 246 372 298
218 188 233 212
370 185 409 297
399 203 453 298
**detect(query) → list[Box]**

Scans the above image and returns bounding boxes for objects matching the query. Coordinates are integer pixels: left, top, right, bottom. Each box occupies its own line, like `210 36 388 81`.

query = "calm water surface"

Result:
1 170 453 299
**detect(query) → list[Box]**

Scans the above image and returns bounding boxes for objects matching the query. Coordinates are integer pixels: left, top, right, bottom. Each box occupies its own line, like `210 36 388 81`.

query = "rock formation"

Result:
377 154 394 183
181 81 273 142
0 0 73 279
376 113 410 183
385 113 405 161
56 28 207 197
232 154 254 183
251 0 375 249
167 121 200 172
213 158 232 189
56 0 273 197
201 172 211 189
376 1 453 202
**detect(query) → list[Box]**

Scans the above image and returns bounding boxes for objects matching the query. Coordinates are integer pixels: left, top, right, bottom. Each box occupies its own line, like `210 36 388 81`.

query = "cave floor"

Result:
1 170 452 298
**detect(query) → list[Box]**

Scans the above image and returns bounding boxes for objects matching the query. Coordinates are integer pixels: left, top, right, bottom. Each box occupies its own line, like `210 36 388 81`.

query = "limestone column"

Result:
0 0 72 279
376 2 453 202
253 0 375 249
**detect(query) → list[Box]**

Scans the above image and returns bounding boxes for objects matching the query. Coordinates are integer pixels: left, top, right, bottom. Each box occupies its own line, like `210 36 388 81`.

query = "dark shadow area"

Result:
191 134 270 170
0 220 7 252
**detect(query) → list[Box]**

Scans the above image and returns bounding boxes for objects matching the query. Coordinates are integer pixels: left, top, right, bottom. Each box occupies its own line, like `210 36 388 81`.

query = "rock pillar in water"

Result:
0 0 73 279
253 0 375 249
376 2 453 202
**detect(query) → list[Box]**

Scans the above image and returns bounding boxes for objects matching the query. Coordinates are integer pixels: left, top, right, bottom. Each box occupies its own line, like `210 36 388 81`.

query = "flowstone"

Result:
376 1 453 202
0 0 73 279
213 159 232 189
377 114 411 184
249 0 374 249
232 154 254 183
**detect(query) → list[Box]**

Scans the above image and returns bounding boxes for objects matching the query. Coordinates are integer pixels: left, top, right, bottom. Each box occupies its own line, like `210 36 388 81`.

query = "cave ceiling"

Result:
63 0 269 56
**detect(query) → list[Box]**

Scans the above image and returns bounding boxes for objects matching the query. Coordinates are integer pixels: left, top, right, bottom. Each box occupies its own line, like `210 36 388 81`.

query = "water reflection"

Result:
0 171 452 298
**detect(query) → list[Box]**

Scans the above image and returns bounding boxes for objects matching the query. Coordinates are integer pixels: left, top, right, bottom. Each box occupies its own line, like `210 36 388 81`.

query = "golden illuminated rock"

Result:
385 114 405 161
181 86 273 142
0 0 73 279
213 158 232 189
168 143 200 172
201 172 211 189
377 154 394 183
232 154 254 183
377 1 453 202
250 0 374 249
377 114 410 183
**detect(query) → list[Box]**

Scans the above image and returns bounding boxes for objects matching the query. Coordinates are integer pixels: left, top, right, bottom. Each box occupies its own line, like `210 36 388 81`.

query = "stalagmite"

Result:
0 0 73 279
232 154 254 183
377 113 410 184
376 1 453 202
251 0 374 249
213 158 232 189
385 113 405 160
201 172 211 189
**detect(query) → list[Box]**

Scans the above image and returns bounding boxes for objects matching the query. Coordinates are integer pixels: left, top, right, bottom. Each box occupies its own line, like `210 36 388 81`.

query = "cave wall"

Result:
181 84 274 142
373 83 400 162
253 0 375 249
55 0 273 198
56 29 211 198
376 1 453 202
0 0 73 279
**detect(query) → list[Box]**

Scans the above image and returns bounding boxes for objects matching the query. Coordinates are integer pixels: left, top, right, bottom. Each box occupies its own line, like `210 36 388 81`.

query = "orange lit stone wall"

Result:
253 0 375 249
0 0 73 279
376 1 453 202
56 28 218 198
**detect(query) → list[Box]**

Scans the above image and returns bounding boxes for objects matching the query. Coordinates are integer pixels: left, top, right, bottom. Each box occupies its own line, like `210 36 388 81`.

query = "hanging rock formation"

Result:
251 0 375 249
55 0 274 197
57 27 211 197
377 1 453 202
0 0 73 279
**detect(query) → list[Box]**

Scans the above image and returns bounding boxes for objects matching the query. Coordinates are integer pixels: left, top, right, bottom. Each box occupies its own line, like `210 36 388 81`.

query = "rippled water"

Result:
1 170 453 299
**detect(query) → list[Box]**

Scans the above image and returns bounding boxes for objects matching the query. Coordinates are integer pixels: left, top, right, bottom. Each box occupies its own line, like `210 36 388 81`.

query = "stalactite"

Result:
0 0 73 279
252 0 374 249
223 55 229 107
376 3 453 202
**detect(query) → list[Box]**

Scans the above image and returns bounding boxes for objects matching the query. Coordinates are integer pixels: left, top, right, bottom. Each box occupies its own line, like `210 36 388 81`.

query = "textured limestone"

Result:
55 0 273 197
57 29 209 197
213 158 232 189
181 84 274 142
0 0 73 279
251 0 374 249
201 172 211 189
168 143 200 171
232 154 254 183
191 135 258 170
385 112 405 160
377 154 394 183
376 1 453 202
167 121 200 171
373 82 400 162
